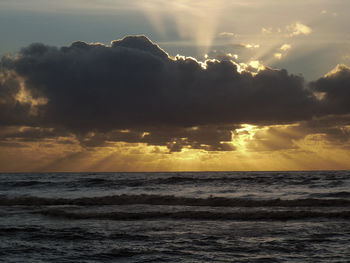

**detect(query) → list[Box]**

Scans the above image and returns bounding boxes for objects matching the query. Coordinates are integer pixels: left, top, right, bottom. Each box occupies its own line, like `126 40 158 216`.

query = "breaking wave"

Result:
1 194 350 207
40 209 350 221
310 191 350 198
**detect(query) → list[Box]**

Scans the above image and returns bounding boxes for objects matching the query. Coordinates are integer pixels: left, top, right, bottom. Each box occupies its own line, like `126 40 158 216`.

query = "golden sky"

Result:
0 1 350 172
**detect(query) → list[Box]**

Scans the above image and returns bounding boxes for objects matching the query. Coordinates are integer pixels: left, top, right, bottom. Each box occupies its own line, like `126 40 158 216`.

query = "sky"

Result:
0 0 350 172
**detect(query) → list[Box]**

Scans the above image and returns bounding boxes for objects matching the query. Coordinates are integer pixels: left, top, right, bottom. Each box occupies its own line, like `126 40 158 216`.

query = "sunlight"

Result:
232 124 260 152
15 79 48 115
137 0 228 53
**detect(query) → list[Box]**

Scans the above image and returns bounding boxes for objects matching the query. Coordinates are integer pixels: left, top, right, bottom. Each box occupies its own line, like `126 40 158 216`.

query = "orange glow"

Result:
1 123 350 172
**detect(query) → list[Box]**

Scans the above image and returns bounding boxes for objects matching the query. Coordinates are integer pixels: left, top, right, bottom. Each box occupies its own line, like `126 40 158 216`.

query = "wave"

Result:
1 194 350 207
1 181 51 187
88 248 154 259
310 191 350 199
0 227 40 233
2 173 349 189
40 209 350 221
78 175 322 186
73 176 262 188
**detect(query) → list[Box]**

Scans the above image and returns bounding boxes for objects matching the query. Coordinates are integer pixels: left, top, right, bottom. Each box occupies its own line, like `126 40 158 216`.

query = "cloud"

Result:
280 44 291 51
248 114 350 152
261 27 273 34
0 70 35 127
310 64 350 115
261 23 311 38
320 10 338 17
218 32 236 38
1 35 350 152
274 53 282 60
286 22 312 37
0 126 71 142
240 43 260 49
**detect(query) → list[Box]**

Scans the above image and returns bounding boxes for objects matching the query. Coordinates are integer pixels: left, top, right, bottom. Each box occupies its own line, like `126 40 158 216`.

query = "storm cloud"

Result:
310 64 350 115
1 35 350 151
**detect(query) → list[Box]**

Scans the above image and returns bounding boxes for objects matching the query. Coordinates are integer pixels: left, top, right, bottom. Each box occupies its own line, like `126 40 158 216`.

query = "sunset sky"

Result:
1 0 350 172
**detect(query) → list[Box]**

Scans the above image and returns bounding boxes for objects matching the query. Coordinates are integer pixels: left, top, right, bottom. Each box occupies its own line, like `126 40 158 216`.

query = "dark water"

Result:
0 171 350 262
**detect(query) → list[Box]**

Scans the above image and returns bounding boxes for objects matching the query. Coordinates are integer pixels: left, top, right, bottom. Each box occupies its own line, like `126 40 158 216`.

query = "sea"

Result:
0 171 349 262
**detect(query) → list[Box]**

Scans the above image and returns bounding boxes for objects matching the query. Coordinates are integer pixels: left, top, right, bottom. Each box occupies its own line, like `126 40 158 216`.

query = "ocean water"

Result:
0 171 350 262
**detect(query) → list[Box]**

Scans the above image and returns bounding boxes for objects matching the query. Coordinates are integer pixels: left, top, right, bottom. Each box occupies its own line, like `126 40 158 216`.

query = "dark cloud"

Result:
134 125 237 152
0 71 33 126
0 126 70 142
248 114 350 152
310 64 350 115
76 125 237 152
1 35 350 151
296 114 350 145
0 125 74 151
